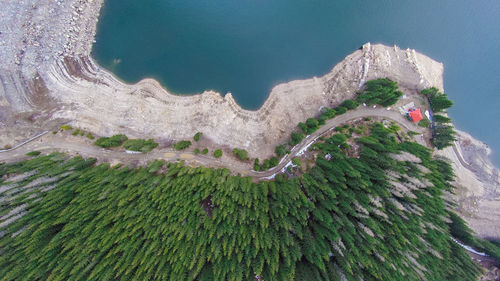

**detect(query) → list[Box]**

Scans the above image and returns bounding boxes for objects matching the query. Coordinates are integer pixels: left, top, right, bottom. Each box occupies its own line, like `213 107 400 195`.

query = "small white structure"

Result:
424 110 432 122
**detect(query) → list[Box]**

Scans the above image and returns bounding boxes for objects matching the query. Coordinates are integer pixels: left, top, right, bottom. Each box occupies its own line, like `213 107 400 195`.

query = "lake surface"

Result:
93 0 500 166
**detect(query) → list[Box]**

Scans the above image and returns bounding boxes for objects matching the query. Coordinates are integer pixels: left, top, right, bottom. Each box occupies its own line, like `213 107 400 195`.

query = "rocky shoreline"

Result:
0 0 499 242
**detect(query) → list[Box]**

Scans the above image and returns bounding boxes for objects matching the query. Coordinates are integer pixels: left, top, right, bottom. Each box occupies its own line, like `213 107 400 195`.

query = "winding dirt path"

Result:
0 107 425 179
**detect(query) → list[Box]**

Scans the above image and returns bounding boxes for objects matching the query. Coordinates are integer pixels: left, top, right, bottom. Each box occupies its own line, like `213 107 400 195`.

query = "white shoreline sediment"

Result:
41 43 443 158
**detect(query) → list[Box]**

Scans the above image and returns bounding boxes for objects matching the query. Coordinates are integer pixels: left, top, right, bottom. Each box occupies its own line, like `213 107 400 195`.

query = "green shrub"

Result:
289 132 305 146
269 157 279 167
328 134 348 145
356 78 403 106
232 148 249 160
432 125 456 149
418 119 431 128
60 125 72 131
334 106 348 115
202 148 208 155
52 131 57 135
174 141 192 151
292 157 301 167
123 139 159 153
298 119 319 134
213 149 223 158
388 122 401 133
193 132 202 142
319 108 336 120
94 134 128 148
275 145 289 157
334 126 344 133
303 118 320 134
422 87 453 112
79 131 85 136
352 128 363 134
86 133 95 140
253 156 280 171
194 148 200 155
72 129 80 136
339 99 359 110
253 158 260 171
25 151 41 157
433 114 452 123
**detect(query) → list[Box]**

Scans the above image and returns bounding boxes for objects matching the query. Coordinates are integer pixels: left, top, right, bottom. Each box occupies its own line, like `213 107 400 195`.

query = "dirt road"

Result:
0 107 424 179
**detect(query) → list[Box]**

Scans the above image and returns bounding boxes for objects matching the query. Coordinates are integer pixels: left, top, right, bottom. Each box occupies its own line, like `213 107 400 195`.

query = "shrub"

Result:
232 148 249 160
389 122 401 133
289 132 305 146
25 151 41 157
86 133 95 140
432 125 456 149
72 129 80 136
94 134 128 148
60 125 72 131
339 99 359 110
319 108 336 121
269 157 279 167
123 139 158 153
418 119 431 128
433 114 452 123
334 126 344 133
202 148 208 155
275 145 289 157
292 157 301 167
328 134 347 145
356 78 403 106
422 87 453 113
253 158 260 171
80 131 85 136
52 131 57 135
193 132 202 142
174 141 192 151
352 128 363 134
213 149 223 158
194 148 200 155
298 122 307 133
334 106 348 115
303 118 320 134
262 159 271 170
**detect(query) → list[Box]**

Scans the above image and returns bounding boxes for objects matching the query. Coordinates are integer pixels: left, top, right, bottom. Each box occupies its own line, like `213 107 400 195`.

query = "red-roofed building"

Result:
408 108 423 123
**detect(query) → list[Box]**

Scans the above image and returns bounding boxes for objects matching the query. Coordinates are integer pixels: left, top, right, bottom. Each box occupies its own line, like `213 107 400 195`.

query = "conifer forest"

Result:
0 121 484 280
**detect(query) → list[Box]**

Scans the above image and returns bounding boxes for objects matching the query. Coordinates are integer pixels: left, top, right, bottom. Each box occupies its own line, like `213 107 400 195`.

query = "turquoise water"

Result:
93 0 500 166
